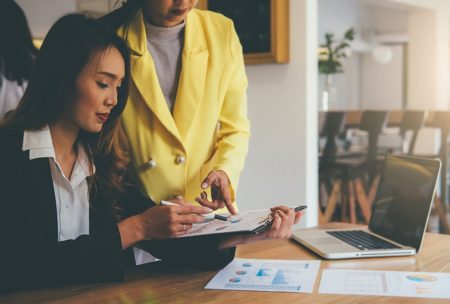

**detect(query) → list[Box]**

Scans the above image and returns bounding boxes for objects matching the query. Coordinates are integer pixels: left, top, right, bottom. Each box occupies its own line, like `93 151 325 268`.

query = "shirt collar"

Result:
22 126 95 177
22 126 55 159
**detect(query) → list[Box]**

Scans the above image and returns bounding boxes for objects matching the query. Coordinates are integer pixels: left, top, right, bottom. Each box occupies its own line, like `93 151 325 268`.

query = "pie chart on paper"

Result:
406 274 438 283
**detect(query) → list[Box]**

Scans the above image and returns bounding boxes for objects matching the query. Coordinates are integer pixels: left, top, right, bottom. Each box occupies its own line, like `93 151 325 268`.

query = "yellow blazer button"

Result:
146 159 156 169
175 155 186 165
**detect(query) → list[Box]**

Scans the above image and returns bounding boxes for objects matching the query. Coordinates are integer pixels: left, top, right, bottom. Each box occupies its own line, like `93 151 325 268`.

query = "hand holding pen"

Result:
161 200 228 221
217 205 307 250
256 205 306 239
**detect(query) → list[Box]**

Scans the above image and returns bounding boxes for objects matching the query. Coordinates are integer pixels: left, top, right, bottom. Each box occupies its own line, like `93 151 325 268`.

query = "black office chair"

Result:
323 111 387 224
400 110 426 155
417 111 450 233
377 110 425 156
318 112 346 223
319 111 346 162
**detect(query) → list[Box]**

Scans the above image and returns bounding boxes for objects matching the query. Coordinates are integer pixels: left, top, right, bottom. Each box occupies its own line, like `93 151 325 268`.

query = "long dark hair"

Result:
0 0 38 85
2 14 131 214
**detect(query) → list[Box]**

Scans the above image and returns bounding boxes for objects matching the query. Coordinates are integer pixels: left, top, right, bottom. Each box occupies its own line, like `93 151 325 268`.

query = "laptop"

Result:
292 154 441 259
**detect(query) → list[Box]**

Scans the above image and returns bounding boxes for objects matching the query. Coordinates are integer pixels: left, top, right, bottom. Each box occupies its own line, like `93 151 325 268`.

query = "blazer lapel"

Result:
123 10 182 143
173 10 209 139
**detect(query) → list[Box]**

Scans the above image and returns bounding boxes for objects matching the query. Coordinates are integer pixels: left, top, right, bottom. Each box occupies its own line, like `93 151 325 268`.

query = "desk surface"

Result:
3 223 450 304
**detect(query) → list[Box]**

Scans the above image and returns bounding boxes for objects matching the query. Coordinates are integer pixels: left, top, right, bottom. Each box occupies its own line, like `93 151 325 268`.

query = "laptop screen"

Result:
368 155 441 251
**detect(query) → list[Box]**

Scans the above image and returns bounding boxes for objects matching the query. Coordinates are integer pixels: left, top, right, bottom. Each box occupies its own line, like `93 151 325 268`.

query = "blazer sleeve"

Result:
137 236 236 270
116 180 236 270
212 20 251 202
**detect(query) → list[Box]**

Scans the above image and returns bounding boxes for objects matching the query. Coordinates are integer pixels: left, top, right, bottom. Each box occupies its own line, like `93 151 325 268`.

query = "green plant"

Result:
319 28 355 75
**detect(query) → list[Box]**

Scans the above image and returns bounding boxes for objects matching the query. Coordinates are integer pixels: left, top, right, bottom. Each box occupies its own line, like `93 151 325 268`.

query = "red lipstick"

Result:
96 113 109 123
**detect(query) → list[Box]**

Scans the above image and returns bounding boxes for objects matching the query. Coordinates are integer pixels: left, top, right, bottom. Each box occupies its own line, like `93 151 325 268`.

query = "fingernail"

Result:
205 207 213 212
201 182 208 189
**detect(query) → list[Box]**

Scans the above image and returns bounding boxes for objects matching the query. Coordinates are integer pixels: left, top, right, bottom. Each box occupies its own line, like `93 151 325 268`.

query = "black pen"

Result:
206 213 228 221
294 205 307 212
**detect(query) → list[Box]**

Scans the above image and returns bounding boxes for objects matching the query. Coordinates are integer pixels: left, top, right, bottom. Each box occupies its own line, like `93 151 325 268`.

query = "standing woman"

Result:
103 0 250 214
0 0 38 118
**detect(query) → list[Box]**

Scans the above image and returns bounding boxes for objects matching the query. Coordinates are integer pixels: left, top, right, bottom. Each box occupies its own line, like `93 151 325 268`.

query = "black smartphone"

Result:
293 205 307 212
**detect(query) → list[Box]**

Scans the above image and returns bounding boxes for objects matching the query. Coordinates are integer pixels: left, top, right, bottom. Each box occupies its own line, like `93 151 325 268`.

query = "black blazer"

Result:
0 127 234 294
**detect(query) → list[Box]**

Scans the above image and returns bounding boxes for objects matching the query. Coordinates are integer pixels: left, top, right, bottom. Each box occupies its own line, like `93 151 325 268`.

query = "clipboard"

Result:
178 209 275 239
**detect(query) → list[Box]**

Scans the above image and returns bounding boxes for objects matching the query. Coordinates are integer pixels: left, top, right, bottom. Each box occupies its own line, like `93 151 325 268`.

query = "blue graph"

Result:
256 269 271 277
272 270 289 285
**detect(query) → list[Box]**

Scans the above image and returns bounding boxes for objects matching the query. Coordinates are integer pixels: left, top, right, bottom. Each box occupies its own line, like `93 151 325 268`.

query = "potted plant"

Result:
318 28 355 111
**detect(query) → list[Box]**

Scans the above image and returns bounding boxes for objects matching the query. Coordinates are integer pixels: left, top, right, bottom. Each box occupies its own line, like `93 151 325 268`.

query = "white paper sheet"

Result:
180 209 272 238
319 269 450 299
205 258 321 293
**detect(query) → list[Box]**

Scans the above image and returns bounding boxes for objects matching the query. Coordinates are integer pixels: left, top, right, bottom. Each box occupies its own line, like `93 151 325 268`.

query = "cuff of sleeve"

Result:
138 235 236 270
90 215 125 282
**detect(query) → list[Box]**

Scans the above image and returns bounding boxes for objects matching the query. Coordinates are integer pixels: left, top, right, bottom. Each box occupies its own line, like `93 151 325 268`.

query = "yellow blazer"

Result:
117 9 250 208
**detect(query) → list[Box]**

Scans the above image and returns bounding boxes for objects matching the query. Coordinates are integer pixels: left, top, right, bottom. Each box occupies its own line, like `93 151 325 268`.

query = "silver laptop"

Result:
292 154 441 259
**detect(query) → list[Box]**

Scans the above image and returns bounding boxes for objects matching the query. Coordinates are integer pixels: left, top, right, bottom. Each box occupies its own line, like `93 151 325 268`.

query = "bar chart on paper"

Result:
205 258 320 293
319 269 450 299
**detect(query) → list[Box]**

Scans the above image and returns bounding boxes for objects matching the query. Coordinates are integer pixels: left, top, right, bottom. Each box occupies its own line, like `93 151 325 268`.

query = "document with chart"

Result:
319 269 450 299
179 209 274 238
205 258 321 293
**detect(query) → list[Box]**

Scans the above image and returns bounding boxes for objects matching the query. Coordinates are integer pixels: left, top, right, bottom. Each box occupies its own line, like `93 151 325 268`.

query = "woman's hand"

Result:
195 170 237 215
118 199 212 249
218 206 304 250
264 206 296 239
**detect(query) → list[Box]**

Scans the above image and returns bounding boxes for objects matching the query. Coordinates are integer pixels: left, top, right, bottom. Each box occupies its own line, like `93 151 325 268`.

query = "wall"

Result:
237 0 318 228
360 44 404 109
408 10 449 110
372 5 409 33
16 0 76 38
318 0 409 110
385 0 450 11
319 0 374 109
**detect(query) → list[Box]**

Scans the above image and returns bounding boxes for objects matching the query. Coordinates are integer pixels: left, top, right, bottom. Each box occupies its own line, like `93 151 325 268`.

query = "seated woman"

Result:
0 14 302 294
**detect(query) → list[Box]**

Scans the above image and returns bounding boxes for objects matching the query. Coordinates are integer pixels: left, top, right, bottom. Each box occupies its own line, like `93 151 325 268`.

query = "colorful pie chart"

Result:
406 274 438 283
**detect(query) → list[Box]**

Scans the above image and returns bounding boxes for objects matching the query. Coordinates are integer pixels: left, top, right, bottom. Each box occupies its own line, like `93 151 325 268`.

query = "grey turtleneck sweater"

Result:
145 21 185 113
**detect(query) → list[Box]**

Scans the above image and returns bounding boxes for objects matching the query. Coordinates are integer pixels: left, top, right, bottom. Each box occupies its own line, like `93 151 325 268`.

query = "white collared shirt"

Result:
22 126 158 265
23 126 93 241
0 74 27 119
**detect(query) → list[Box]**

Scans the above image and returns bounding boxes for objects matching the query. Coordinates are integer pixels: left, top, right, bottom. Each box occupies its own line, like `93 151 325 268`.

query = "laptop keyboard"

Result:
327 230 401 250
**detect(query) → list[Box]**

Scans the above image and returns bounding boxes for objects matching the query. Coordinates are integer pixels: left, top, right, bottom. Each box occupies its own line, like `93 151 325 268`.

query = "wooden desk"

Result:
3 223 450 304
